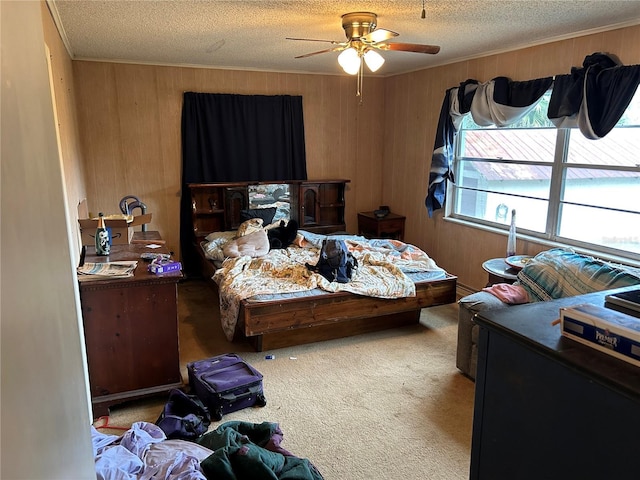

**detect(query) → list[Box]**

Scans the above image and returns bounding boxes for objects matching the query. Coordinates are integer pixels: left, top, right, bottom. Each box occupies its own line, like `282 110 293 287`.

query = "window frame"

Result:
446 94 640 264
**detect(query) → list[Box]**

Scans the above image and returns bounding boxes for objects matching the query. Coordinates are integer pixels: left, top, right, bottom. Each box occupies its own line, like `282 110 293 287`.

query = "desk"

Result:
471 290 640 480
357 212 405 241
79 242 182 417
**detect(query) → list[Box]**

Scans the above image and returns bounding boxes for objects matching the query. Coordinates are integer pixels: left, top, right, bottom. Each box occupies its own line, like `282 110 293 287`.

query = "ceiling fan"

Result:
287 12 440 101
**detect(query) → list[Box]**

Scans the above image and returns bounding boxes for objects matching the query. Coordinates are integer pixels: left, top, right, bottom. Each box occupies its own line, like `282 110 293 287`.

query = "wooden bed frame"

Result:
195 233 457 351
239 274 457 351
189 181 457 351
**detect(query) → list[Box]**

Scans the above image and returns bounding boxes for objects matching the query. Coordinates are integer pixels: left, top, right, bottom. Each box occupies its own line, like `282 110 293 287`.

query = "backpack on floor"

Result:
307 238 357 283
155 388 211 440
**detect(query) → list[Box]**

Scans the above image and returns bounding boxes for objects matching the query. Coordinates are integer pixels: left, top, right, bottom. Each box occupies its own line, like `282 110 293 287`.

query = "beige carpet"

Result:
99 279 475 479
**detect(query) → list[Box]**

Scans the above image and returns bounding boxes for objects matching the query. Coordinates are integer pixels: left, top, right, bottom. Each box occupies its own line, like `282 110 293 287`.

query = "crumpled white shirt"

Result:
91 421 212 480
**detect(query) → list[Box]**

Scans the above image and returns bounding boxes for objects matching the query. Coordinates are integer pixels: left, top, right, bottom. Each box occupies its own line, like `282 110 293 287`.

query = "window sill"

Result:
443 215 640 269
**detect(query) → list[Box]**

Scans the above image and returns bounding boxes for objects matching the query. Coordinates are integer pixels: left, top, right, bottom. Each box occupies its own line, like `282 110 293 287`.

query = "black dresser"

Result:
471 289 640 480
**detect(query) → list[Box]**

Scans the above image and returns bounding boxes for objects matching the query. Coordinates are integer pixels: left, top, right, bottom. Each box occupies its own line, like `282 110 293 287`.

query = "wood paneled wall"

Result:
41 1 86 262
72 62 386 257
383 25 640 291
63 12 639 290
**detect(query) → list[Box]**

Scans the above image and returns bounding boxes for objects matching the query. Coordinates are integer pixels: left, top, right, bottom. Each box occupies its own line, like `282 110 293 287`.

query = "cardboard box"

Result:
560 303 640 367
79 213 152 246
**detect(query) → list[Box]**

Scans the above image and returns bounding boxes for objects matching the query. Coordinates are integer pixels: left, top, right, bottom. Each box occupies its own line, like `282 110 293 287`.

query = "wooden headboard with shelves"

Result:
188 179 349 243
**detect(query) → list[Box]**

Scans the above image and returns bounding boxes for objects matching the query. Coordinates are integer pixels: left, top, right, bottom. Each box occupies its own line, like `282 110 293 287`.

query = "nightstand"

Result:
482 258 518 286
357 211 405 241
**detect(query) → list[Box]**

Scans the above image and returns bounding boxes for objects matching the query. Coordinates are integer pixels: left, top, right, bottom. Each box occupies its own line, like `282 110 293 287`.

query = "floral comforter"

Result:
203 231 446 341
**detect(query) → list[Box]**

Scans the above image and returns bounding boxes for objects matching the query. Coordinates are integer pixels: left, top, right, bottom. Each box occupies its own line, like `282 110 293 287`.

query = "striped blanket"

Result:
517 248 640 303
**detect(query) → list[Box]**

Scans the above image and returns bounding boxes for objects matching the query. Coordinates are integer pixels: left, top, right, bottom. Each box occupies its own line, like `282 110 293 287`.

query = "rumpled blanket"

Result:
91 422 212 480
209 231 446 340
196 421 323 480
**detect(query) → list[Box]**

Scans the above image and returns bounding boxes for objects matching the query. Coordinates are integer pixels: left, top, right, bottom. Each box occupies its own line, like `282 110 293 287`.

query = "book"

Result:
605 288 640 317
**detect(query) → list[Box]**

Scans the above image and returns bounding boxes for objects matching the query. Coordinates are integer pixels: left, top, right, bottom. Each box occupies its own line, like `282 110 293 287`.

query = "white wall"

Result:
1 1 95 478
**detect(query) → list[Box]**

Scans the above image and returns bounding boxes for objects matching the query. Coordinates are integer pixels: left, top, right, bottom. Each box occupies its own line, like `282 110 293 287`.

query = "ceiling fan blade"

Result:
380 42 441 54
360 28 399 44
286 37 342 45
294 47 341 59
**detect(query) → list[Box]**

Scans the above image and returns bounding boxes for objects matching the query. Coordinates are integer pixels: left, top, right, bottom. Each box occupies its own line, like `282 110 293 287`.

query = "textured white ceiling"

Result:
48 0 640 76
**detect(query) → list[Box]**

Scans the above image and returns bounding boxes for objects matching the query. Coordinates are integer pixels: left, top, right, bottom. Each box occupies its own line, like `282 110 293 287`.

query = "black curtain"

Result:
180 92 307 275
548 53 640 138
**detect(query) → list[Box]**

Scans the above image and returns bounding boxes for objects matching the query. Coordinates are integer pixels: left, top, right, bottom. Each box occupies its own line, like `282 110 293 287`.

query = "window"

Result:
449 89 640 260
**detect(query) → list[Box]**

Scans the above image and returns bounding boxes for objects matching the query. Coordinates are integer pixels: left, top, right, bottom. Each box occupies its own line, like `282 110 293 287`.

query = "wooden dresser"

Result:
79 241 183 417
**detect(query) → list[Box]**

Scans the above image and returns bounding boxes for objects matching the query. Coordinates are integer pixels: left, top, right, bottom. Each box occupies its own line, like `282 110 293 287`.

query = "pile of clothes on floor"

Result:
92 420 324 480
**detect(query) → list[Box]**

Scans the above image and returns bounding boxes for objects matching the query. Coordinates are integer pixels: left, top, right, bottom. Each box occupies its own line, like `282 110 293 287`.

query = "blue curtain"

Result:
425 51 640 217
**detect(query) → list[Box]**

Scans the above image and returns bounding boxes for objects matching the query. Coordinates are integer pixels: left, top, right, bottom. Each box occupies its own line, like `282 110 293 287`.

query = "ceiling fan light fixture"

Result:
363 49 385 72
288 10 441 103
338 47 360 75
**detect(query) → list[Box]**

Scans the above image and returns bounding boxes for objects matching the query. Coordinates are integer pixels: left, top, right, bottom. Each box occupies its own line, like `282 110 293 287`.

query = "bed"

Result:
188 181 457 351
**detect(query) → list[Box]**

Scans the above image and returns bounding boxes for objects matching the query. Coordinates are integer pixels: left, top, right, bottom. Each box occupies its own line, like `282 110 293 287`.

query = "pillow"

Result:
240 207 277 226
204 230 236 243
223 230 270 258
202 231 236 261
237 218 264 237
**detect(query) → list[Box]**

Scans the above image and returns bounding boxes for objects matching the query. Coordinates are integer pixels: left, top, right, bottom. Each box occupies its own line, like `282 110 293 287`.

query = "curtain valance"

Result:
425 52 640 217
548 53 640 139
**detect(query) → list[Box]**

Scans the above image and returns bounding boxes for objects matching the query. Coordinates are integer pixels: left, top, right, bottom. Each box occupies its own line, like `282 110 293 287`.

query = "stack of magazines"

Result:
77 261 138 281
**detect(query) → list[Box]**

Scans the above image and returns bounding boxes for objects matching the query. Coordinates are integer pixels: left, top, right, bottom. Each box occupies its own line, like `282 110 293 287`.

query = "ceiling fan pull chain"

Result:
357 58 364 104
422 0 426 19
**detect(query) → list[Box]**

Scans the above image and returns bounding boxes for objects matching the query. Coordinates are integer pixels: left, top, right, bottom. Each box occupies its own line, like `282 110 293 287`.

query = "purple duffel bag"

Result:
187 353 266 421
